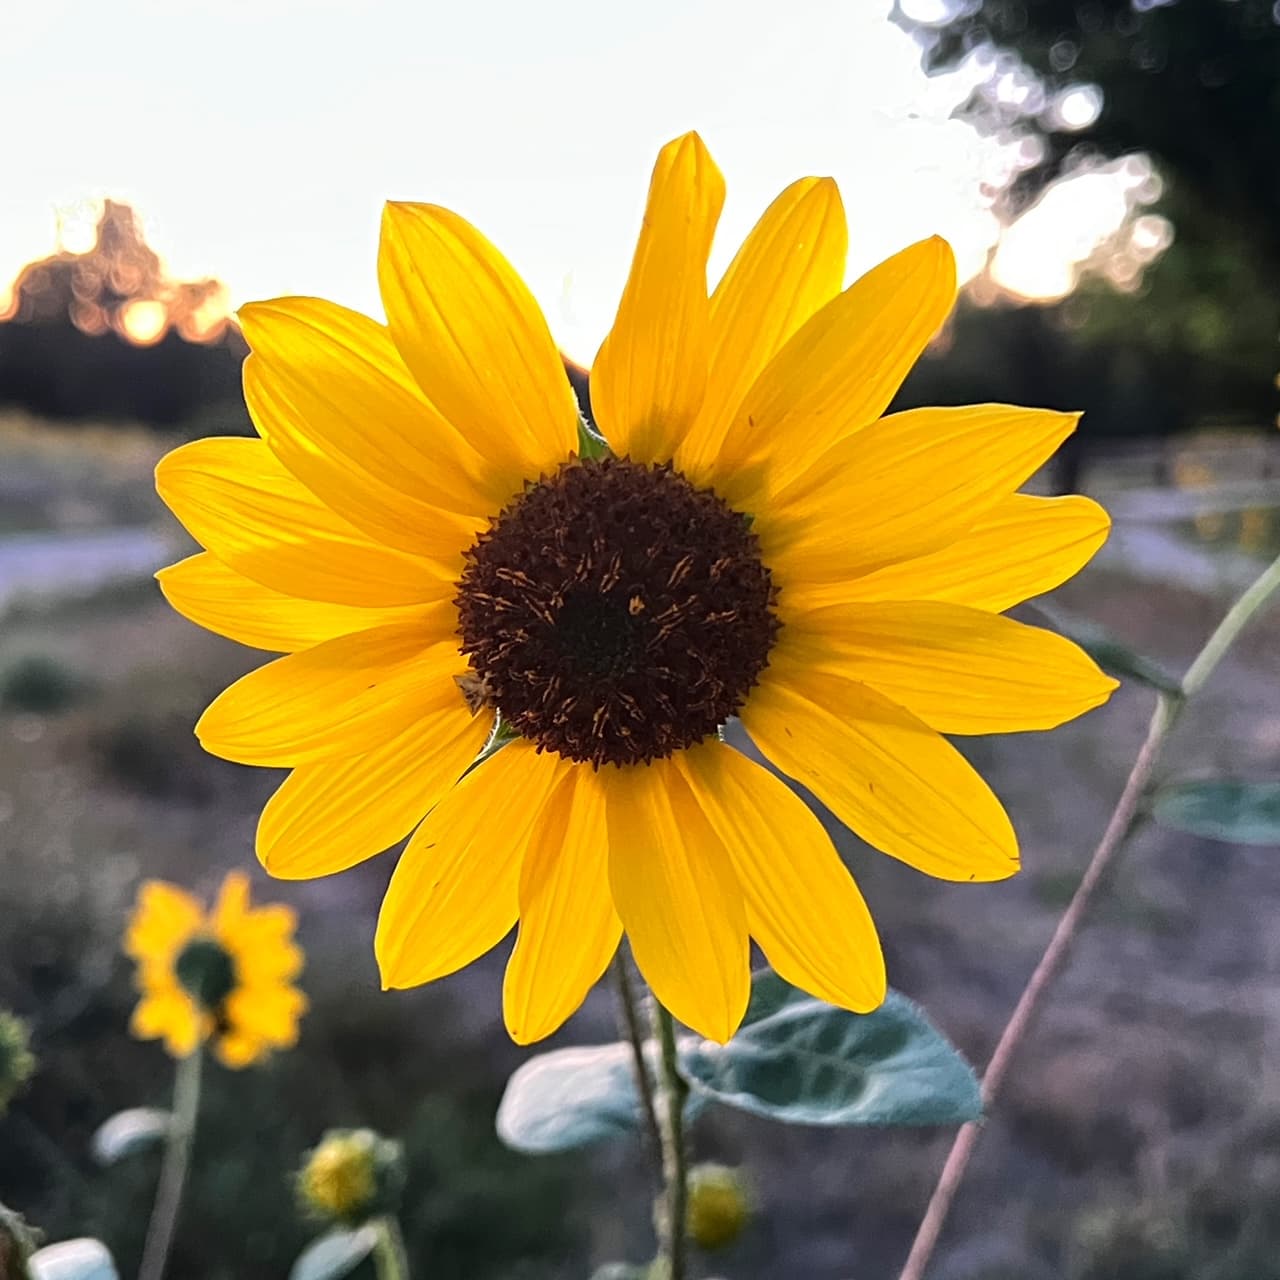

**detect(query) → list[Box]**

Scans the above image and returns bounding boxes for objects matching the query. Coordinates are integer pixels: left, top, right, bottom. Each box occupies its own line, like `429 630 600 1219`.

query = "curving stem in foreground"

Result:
899 549 1280 1280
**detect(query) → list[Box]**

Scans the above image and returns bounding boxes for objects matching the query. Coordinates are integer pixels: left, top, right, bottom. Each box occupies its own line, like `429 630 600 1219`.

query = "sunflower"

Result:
126 872 306 1067
155 132 1116 1046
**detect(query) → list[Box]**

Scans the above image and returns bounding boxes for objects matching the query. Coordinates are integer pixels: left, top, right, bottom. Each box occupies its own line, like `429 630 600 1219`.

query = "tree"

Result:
894 0 1280 451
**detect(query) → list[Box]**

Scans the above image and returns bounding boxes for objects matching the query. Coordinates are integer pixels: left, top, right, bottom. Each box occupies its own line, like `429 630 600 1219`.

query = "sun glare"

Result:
121 299 168 345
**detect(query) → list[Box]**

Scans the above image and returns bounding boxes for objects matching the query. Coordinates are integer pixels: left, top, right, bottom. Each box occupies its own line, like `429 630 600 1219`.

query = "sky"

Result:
1 0 1130 362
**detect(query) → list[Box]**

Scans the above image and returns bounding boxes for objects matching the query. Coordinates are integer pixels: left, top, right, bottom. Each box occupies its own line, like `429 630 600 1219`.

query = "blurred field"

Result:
0 414 165 534
1 416 1279 1278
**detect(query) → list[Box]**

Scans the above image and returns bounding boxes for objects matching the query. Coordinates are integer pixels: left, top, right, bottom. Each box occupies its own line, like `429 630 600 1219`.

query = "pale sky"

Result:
1 0 1129 362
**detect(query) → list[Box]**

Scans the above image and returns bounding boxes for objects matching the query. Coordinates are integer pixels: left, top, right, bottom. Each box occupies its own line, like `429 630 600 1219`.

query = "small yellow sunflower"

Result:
126 872 306 1068
156 132 1116 1046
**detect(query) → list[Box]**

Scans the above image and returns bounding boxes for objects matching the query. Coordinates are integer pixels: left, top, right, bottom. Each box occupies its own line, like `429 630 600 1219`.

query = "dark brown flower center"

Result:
175 937 237 1012
455 457 779 767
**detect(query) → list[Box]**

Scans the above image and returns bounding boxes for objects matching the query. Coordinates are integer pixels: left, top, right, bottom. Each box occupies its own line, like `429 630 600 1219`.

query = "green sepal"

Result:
577 415 610 460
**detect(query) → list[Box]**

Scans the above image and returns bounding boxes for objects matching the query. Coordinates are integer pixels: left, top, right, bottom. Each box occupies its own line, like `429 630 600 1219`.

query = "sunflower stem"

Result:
898 549 1280 1280
138 1046 203 1280
371 1213 411 1280
651 1002 690 1280
611 952 664 1178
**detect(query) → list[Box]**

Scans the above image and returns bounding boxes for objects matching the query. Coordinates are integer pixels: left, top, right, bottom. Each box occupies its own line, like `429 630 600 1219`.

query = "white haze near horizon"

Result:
1 0 1130 361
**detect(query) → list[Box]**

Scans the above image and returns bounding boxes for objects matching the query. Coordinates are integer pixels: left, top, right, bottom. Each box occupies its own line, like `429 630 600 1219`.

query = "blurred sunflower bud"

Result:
0 1013 35 1116
297 1129 404 1226
686 1163 751 1251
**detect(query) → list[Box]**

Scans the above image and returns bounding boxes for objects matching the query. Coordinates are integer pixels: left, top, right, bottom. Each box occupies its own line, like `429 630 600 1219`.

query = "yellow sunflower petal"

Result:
240 296 512 520
378 203 578 481
784 601 1118 734
214 1030 264 1069
789 493 1111 613
234 936 304 987
156 437 454 607
761 404 1080 593
504 765 621 1044
131 991 203 1057
743 660 1019 882
227 907 304 984
224 984 307 1047
591 132 725 464
246 355 482 565
605 757 749 1044
196 622 468 766
376 743 569 989
714 236 956 507
677 176 848 482
257 709 490 879
678 741 885 1013
212 871 252 934
157 553 431 654
125 881 204 962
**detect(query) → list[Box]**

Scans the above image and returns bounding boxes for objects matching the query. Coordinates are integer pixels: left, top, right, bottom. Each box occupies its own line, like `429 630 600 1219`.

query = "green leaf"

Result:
1032 604 1181 695
1153 780 1280 845
288 1226 379 1280
27 1240 119 1280
681 970 982 1127
90 1107 171 1165
588 1265 649 1280
497 1042 646 1154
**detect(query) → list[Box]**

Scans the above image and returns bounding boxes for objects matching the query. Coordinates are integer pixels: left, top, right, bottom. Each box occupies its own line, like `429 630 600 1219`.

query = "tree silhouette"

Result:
893 0 1279 463
0 201 248 429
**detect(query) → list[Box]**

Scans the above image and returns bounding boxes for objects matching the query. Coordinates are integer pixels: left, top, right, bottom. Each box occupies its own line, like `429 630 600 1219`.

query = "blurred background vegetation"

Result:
1 1 1278 1277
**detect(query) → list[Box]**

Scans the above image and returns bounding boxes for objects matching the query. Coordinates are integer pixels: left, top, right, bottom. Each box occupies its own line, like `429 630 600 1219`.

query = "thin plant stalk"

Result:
899 550 1280 1280
651 1003 691 1280
138 1047 203 1280
371 1214 411 1280
611 951 664 1173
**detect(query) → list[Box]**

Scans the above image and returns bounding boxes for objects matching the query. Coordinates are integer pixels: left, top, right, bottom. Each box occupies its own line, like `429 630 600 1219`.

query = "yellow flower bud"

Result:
298 1129 403 1225
686 1163 751 1251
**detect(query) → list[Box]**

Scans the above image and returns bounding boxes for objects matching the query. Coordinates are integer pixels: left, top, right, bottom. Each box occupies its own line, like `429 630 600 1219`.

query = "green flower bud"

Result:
0 1012 35 1115
686 1163 751 1251
297 1129 404 1225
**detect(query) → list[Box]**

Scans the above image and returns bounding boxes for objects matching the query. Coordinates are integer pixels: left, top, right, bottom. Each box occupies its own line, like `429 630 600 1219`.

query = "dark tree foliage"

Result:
905 0 1280 262
893 0 1280 460
0 201 249 431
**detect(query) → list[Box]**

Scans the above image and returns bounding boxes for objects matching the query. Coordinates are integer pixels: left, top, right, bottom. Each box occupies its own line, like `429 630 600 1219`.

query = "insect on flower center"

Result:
455 456 780 767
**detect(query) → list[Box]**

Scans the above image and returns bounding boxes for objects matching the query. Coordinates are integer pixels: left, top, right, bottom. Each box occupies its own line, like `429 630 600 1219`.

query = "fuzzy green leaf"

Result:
288 1226 379 1280
90 1107 171 1165
1153 780 1280 845
497 1042 646 1154
681 970 981 1127
27 1240 119 1280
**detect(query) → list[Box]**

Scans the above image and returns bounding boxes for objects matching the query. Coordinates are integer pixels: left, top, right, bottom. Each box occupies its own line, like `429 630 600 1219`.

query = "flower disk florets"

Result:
456 456 779 767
